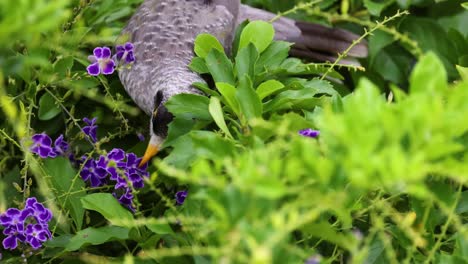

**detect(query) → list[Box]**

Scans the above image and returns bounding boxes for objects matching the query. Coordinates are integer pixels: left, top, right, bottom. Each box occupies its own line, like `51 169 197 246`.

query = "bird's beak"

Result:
139 143 159 167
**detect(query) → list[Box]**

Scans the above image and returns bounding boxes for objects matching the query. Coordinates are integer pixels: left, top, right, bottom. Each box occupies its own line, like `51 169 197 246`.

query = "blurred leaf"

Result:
65 226 130 251
239 21 275 53
146 222 174 235
38 93 61 120
194 33 225 59
81 193 133 226
457 65 468 81
44 157 85 230
410 52 447 94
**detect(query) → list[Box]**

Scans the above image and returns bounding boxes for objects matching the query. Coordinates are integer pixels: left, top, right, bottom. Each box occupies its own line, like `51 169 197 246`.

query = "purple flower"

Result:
298 128 320 138
175 190 188 205
0 197 52 251
80 157 108 187
0 208 29 232
53 134 69 155
2 226 26 250
24 198 52 223
82 117 98 142
30 133 57 158
115 42 135 65
87 47 115 76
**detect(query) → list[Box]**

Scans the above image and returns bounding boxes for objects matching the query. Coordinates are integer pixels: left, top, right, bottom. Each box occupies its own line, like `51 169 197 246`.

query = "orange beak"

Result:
138 143 159 167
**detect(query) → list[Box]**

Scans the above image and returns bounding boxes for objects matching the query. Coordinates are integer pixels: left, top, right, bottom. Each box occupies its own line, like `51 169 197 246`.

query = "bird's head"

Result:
139 90 173 167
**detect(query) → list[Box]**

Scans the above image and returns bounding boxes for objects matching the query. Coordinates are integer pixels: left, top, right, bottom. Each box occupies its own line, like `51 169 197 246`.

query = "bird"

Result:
117 0 368 166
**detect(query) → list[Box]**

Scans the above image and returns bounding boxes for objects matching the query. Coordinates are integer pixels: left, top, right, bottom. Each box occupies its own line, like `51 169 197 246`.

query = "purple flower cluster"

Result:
80 148 149 210
86 43 135 76
0 198 52 250
30 133 69 159
298 128 320 138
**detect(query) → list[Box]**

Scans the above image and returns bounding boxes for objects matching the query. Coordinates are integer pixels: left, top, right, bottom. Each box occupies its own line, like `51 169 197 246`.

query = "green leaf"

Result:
44 157 85 230
53 56 74 78
209 96 233 138
65 226 130 251
193 82 220 97
165 131 236 168
236 76 262 121
231 20 249 57
462 2 468 9
399 17 458 78
264 79 334 112
410 52 447 94
189 57 209 74
256 80 285 100
146 222 174 235
235 43 258 80
239 21 275 53
164 117 196 147
81 193 133 226
194 33 225 59
216 82 240 115
165 94 212 120
38 93 61 120
369 30 395 65
456 65 468 81
363 0 394 16
205 49 235 85
255 41 291 73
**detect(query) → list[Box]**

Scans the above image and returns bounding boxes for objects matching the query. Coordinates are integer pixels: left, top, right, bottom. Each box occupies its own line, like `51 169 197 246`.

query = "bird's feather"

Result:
118 0 239 115
237 4 368 62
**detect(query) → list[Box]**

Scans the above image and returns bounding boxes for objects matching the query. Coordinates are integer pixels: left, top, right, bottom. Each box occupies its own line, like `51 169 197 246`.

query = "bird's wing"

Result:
237 4 367 63
118 0 240 115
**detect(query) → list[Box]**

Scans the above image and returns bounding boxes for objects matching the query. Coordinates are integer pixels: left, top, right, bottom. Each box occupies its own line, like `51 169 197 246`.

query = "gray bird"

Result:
117 0 367 166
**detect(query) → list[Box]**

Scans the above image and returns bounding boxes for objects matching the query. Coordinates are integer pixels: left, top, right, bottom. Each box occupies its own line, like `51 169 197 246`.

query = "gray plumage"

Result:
118 0 367 151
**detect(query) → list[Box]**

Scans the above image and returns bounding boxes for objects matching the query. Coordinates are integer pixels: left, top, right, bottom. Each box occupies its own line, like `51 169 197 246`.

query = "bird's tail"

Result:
238 5 368 64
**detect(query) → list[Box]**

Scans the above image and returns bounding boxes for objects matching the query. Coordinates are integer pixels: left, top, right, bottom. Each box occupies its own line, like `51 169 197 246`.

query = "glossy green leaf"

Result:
194 33 225 59
166 94 212 120
256 80 285 100
205 49 235 85
239 21 274 53
236 76 262 121
189 57 209 74
209 96 233 138
235 43 258 79
216 82 240 115
81 193 133 226
65 226 130 251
